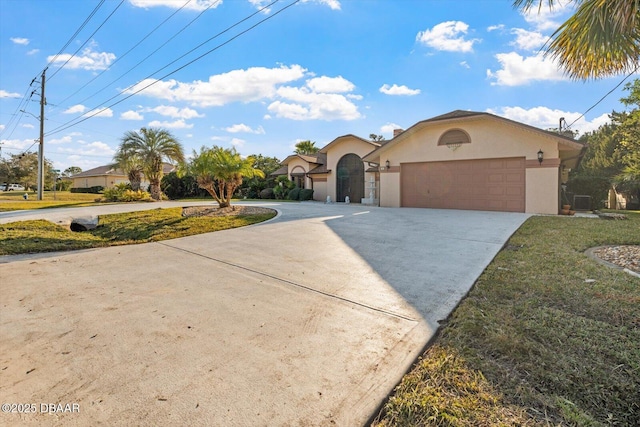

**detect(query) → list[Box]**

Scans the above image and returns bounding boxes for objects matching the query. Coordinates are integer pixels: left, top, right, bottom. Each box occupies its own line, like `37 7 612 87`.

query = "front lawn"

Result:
0 191 100 211
375 212 640 426
0 206 276 255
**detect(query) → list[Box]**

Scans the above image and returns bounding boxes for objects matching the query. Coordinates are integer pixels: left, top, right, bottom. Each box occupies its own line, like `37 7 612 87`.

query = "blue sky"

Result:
0 0 636 172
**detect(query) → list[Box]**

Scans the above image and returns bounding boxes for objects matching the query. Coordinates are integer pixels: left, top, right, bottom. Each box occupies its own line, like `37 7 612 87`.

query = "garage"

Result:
401 157 525 212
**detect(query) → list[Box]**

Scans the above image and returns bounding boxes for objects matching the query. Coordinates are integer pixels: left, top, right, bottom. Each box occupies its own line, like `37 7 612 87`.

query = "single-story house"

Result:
275 110 586 215
71 163 177 190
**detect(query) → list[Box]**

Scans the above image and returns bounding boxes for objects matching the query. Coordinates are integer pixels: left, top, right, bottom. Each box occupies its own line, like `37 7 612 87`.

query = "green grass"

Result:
0 207 276 255
0 191 100 211
375 211 640 427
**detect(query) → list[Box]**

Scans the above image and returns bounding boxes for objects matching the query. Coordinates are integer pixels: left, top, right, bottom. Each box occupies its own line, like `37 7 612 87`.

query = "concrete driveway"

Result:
0 202 529 426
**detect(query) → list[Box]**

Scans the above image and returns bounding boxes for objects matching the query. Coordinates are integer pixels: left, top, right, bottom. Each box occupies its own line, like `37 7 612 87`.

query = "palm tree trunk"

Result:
150 178 162 200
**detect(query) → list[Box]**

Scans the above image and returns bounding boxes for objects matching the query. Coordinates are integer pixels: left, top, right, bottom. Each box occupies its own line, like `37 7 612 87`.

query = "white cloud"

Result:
487 52 566 86
10 37 29 45
230 138 245 148
380 122 403 136
379 84 420 96
120 110 144 120
129 0 221 11
225 124 265 134
63 104 87 114
148 119 193 129
127 64 362 121
21 123 34 129
0 138 33 151
83 108 113 118
145 105 203 119
510 28 548 51
27 49 39 55
58 141 115 159
0 90 21 98
487 106 611 136
302 0 341 10
306 76 354 93
49 135 74 145
487 24 504 32
0 125 5 132
521 2 574 31
47 46 115 71
460 61 470 69
270 85 361 121
416 21 479 53
127 65 307 107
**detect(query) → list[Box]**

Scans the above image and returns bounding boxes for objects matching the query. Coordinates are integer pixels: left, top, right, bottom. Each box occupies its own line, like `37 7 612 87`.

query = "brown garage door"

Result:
401 157 525 212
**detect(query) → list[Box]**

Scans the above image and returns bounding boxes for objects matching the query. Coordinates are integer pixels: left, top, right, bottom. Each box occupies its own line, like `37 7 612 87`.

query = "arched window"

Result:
438 129 471 149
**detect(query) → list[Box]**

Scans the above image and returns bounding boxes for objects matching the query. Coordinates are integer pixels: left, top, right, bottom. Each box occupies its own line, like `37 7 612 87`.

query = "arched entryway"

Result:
336 153 364 203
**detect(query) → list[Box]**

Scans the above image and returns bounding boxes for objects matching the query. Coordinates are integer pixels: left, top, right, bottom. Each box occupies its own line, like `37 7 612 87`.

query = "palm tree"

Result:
185 146 265 208
514 0 640 79
294 140 319 155
119 128 185 200
112 148 143 191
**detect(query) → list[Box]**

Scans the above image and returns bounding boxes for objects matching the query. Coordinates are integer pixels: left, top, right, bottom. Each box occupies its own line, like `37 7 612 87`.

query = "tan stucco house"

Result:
276 110 586 215
71 163 177 190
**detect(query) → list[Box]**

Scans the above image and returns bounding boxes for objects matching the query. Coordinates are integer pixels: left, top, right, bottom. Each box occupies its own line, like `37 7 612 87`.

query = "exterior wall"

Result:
380 170 401 207
286 158 312 189
311 177 328 201
376 119 563 213
72 175 130 189
526 167 559 214
325 137 377 203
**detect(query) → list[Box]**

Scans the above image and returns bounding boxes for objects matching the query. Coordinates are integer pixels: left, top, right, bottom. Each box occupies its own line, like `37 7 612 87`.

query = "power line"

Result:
46 0 296 137
48 0 126 81
55 0 195 109
43 0 106 72
66 0 222 111
567 64 640 129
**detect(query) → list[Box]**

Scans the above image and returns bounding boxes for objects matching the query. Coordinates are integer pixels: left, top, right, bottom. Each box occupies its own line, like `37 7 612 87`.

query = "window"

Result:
438 129 471 148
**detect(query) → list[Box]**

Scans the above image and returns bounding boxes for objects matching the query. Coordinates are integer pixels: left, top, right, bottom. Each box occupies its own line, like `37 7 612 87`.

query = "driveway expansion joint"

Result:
157 241 419 322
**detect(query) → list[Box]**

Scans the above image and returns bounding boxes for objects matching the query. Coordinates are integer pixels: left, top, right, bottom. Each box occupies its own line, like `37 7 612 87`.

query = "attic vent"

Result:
438 129 471 151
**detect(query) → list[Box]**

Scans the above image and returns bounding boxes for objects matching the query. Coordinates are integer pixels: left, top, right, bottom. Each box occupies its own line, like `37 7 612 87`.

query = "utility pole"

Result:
37 68 47 201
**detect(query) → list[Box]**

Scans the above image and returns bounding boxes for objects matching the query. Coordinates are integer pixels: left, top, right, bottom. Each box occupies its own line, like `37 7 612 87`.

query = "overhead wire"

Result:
47 0 126 81
566 64 640 129
43 0 106 73
54 0 196 109
67 0 222 110
46 0 297 137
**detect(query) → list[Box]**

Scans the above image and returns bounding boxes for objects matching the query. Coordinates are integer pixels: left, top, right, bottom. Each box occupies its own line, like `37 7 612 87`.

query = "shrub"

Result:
71 186 104 194
299 188 314 201
161 172 208 199
259 188 275 199
287 187 301 200
102 183 152 202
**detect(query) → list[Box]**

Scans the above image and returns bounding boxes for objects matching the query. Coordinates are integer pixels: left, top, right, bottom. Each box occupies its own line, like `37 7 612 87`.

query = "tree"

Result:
370 133 386 142
118 128 185 200
237 154 281 198
294 140 319 155
184 146 265 208
0 153 39 190
612 80 640 201
113 148 143 191
514 0 640 79
63 166 82 177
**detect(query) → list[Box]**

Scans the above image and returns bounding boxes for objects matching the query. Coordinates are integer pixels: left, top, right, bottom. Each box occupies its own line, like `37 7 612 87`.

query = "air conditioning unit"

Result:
573 195 591 211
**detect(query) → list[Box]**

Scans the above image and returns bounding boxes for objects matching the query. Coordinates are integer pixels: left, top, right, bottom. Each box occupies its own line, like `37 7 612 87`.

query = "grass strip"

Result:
0 207 276 255
375 212 640 426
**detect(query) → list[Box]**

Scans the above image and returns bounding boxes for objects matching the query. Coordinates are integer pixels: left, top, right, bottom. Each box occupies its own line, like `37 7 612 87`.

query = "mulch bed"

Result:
592 245 640 273
181 205 274 218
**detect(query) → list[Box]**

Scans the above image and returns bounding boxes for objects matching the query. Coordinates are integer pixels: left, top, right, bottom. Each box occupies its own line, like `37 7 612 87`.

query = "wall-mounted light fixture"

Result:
537 149 544 165
385 159 390 169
